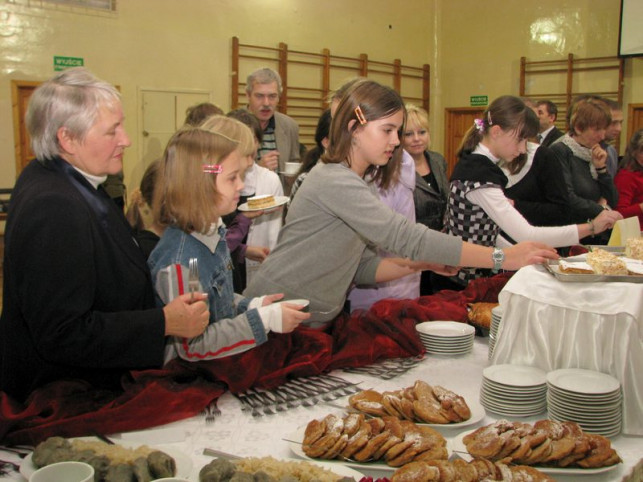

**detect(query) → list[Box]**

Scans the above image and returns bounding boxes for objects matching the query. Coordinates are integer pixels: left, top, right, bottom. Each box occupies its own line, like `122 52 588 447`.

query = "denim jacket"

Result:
148 224 267 363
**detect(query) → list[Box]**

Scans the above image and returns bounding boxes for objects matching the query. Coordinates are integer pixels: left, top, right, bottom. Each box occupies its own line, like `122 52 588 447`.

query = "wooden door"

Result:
11 80 40 176
444 107 484 177
627 103 643 146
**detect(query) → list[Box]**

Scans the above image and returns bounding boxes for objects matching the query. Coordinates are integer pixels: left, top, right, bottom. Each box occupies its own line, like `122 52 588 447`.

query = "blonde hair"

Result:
200 115 255 157
154 120 251 234
405 104 430 132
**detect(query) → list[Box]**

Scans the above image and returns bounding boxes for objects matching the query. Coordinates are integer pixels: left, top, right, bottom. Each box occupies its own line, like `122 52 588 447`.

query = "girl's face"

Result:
214 149 245 216
489 127 528 162
574 126 606 148
350 110 404 175
403 119 430 158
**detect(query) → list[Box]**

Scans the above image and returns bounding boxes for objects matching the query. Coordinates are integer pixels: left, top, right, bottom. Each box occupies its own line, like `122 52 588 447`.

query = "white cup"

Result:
30 461 94 482
284 162 300 175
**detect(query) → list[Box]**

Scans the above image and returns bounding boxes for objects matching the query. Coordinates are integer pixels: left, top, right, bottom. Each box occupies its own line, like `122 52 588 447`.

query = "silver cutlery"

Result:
188 258 199 301
202 448 242 460
203 399 221 424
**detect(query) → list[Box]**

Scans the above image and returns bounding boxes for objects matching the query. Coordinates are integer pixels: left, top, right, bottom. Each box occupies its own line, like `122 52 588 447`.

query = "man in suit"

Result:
246 68 300 176
536 100 564 147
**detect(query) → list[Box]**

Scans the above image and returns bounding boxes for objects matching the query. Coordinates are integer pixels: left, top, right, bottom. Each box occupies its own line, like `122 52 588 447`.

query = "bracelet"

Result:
587 219 595 235
596 166 607 174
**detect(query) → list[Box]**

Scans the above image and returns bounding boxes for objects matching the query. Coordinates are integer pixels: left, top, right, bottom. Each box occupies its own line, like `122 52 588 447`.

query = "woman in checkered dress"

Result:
439 96 621 289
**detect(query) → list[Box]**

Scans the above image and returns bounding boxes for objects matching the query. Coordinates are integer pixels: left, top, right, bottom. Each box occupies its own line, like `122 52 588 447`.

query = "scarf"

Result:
557 134 598 179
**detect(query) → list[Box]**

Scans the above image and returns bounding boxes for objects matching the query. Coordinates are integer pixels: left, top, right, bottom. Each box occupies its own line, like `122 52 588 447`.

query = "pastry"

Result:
586 249 628 275
625 237 643 260
247 194 275 209
462 419 621 469
467 302 498 330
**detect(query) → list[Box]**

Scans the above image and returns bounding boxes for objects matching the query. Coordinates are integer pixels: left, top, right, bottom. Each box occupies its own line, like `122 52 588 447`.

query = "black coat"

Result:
0 158 165 402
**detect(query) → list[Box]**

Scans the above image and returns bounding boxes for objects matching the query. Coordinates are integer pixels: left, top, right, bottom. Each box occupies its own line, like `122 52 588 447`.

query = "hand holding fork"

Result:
161 257 209 338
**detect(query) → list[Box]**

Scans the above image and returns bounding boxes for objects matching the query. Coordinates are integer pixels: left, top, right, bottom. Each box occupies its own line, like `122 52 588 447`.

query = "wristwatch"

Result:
492 248 505 272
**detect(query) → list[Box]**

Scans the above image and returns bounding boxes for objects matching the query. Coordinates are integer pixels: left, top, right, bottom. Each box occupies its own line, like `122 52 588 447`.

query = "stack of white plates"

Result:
547 368 622 438
415 321 475 356
488 305 503 360
480 364 547 417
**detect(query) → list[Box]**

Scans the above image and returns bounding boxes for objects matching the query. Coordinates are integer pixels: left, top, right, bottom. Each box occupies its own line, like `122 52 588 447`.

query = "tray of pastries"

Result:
452 419 621 477
546 243 643 283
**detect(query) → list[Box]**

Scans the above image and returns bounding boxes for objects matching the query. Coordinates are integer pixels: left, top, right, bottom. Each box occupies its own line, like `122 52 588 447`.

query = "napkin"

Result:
608 216 640 246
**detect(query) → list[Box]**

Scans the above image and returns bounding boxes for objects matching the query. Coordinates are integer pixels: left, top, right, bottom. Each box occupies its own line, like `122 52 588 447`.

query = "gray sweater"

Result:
243 163 463 325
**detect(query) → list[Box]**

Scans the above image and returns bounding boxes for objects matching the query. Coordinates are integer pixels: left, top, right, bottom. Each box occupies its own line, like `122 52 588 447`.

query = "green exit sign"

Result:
54 56 84 71
470 95 488 106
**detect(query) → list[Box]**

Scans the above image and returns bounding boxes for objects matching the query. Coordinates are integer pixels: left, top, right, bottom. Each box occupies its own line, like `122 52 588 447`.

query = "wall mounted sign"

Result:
54 56 84 71
470 95 488 107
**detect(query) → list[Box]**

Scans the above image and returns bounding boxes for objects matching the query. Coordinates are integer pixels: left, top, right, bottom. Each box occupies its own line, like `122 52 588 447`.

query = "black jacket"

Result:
0 158 165 401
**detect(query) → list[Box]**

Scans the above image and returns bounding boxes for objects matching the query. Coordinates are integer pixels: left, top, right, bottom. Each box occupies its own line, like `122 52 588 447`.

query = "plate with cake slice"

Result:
545 247 643 283
238 195 289 212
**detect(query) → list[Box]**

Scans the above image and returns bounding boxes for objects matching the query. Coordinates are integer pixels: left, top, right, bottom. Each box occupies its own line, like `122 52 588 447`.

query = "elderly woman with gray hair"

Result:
0 68 209 402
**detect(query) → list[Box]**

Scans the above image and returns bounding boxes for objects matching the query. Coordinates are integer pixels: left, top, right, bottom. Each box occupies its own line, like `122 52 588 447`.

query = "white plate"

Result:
286 425 451 473
451 428 621 475
547 368 620 395
20 440 192 480
238 195 289 212
416 321 475 337
483 364 547 387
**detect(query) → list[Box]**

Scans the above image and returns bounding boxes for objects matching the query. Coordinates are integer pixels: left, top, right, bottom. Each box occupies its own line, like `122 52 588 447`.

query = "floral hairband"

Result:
474 118 485 132
202 164 222 174
474 112 494 133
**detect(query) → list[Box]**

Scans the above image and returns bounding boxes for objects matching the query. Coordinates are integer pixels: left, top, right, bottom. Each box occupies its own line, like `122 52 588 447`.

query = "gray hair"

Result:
26 67 121 160
245 68 283 95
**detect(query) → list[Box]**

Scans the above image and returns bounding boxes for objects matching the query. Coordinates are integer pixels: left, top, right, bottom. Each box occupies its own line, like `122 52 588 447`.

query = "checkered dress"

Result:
446 180 501 284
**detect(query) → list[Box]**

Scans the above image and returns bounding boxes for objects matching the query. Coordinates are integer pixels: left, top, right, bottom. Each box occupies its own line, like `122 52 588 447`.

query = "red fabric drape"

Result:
0 273 511 445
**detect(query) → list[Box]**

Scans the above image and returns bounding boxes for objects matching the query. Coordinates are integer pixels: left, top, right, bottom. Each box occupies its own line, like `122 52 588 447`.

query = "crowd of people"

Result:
1 65 640 403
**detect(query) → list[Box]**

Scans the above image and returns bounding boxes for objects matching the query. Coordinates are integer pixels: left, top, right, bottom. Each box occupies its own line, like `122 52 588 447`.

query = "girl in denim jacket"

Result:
148 118 310 363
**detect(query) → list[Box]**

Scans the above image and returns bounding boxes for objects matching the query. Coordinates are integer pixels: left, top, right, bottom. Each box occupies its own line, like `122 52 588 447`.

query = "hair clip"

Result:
355 105 367 125
202 164 222 174
487 111 493 126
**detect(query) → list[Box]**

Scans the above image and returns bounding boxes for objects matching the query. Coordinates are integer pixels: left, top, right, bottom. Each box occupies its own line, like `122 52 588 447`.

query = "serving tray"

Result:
545 259 643 283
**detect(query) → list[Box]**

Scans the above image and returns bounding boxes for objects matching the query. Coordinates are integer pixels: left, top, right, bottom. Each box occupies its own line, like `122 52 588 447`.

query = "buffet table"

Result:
493 263 643 436
2 338 641 481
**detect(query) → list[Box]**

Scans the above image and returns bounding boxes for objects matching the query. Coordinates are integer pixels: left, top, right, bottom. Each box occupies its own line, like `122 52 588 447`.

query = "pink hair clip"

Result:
354 105 367 125
202 164 222 174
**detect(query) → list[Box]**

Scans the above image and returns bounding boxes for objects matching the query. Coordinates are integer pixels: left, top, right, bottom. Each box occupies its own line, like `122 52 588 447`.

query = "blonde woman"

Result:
404 104 449 232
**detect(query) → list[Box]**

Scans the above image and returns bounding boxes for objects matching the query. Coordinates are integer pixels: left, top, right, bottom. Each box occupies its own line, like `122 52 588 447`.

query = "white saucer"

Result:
483 364 547 387
546 368 620 394
416 321 475 337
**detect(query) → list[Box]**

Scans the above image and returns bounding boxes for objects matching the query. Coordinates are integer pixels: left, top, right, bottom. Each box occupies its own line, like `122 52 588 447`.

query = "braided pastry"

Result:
301 414 447 467
348 381 471 424
390 459 554 481
463 420 621 469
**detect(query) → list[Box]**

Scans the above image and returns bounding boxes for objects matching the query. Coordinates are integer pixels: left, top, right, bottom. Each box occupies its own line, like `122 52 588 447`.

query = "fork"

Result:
188 258 200 302
204 399 221 424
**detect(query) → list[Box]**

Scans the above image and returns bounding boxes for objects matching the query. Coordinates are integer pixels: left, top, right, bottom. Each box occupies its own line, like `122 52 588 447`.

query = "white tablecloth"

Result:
493 263 643 436
2 338 641 481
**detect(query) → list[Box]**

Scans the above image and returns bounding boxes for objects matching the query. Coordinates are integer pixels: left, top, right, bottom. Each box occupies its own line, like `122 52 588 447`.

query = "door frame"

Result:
627 103 643 146
11 80 41 177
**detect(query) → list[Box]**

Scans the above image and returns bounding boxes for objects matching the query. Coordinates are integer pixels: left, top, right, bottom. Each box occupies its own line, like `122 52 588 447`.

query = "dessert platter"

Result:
238 194 289 212
451 419 622 477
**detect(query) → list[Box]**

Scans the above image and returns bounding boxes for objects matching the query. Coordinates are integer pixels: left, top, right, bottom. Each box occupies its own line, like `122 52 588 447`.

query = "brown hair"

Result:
125 159 160 230
621 128 643 173
184 102 224 126
568 97 611 134
153 125 245 234
457 95 539 159
323 79 404 190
